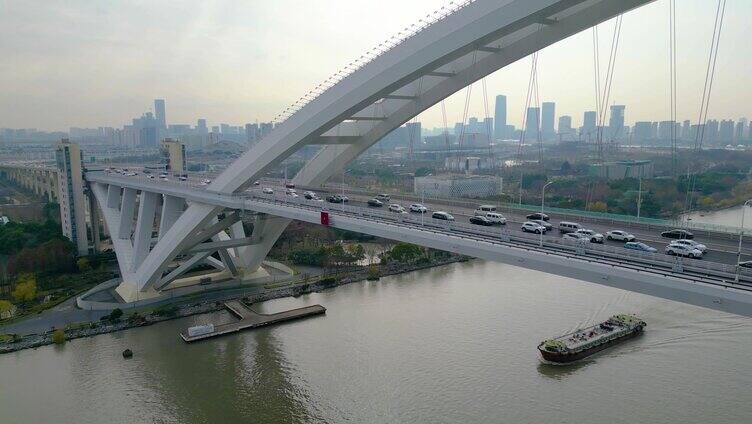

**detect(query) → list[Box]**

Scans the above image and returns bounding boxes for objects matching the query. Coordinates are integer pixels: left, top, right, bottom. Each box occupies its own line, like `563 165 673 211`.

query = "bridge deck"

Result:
180 301 326 342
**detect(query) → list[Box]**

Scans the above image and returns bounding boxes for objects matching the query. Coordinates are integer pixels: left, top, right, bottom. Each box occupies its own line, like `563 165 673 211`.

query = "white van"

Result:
485 212 507 225
558 221 582 234
474 205 497 216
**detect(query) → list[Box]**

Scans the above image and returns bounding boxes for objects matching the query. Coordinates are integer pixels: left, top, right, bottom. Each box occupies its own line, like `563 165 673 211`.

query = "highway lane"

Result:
252 184 750 266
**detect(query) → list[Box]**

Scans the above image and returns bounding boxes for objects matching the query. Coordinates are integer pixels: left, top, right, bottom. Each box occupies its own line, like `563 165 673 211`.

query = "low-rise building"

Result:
415 174 502 198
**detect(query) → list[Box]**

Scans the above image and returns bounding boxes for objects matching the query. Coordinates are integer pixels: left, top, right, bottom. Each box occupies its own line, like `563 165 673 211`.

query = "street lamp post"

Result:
540 181 553 247
735 199 752 284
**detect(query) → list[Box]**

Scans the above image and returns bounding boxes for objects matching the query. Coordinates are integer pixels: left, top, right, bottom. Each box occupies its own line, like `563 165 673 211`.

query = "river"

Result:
4 206 752 422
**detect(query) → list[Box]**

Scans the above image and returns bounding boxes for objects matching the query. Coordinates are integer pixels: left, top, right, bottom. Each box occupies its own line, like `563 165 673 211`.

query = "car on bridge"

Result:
624 242 657 253
376 194 391 202
665 243 703 259
327 194 348 203
661 229 694 239
739 261 752 269
521 221 546 234
285 189 299 198
389 204 407 214
303 191 317 199
562 232 588 242
482 212 507 225
575 229 604 243
606 230 636 242
558 221 582 234
432 211 454 221
669 239 707 253
409 203 428 213
469 215 493 226
262 187 274 194
253 180 260 186
367 198 383 207
285 182 296 189
530 219 552 231
526 212 549 221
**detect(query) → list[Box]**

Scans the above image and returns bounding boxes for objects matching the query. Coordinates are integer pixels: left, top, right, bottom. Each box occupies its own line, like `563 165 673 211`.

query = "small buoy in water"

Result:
122 349 133 358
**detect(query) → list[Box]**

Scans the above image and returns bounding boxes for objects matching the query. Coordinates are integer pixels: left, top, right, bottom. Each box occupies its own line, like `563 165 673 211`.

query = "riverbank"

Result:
0 255 467 354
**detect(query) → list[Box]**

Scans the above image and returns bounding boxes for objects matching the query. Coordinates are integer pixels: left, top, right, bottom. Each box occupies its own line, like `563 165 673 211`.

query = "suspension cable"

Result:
669 0 678 176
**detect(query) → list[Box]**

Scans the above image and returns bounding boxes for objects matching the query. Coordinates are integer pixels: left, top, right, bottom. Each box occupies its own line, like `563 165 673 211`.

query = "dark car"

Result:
367 198 383 207
624 242 658 253
739 261 752 269
285 182 295 189
526 212 550 221
327 195 345 203
661 229 694 239
469 215 493 226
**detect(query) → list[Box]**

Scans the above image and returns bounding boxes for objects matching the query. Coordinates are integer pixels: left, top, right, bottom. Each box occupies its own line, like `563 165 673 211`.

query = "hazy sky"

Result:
1 0 751 131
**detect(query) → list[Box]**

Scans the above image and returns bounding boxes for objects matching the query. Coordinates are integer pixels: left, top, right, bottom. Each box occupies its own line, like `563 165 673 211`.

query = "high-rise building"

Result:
633 121 652 142
154 99 166 130
608 105 625 140
558 115 573 135
493 95 507 139
658 121 675 140
525 107 540 141
681 120 691 140
260 122 274 138
735 118 747 143
705 119 719 144
160 138 186 176
582 111 597 138
245 123 259 145
55 139 89 255
719 119 735 143
541 102 555 140
482 118 493 136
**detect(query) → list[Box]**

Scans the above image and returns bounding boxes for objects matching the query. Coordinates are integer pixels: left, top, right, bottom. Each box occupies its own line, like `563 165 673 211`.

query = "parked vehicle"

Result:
469 215 493 226
432 211 454 221
474 205 497 215
262 187 274 194
661 229 694 239
526 212 550 221
624 242 657 253
388 204 407 213
521 221 546 234
484 212 507 225
575 229 604 243
606 230 636 241
376 194 391 202
530 219 553 231
665 244 703 258
669 239 707 253
409 203 428 213
558 221 582 234
367 198 384 207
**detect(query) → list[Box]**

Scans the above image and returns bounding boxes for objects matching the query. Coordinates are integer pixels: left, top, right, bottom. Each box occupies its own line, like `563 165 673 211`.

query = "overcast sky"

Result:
1 0 750 131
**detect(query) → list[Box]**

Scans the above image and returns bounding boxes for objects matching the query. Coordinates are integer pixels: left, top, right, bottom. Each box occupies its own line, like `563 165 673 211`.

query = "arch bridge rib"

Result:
113 0 654 300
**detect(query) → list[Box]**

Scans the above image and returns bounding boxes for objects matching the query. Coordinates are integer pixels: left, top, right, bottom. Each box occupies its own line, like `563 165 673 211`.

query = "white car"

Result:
160 176 169 181
521 221 545 234
285 188 297 195
262 188 274 194
409 203 428 213
575 229 604 243
481 212 507 225
669 239 707 253
285 191 299 198
666 244 703 258
606 230 635 242
376 194 391 202
388 204 407 214
201 179 211 185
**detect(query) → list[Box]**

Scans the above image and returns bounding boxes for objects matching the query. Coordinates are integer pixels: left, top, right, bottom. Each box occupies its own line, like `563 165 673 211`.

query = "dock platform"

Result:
181 300 326 342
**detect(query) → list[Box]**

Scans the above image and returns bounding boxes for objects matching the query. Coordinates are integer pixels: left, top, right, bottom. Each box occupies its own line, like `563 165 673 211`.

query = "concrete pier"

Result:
180 300 326 342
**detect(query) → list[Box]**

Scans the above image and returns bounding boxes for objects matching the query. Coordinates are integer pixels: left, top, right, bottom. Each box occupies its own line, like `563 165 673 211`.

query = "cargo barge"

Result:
538 314 646 364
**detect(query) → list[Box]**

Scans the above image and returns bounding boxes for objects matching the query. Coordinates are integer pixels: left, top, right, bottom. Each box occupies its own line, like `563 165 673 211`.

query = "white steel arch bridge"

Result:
89 0 745 312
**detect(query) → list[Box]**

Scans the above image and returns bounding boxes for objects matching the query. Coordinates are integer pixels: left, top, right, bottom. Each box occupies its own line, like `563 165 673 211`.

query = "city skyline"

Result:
2 1 752 131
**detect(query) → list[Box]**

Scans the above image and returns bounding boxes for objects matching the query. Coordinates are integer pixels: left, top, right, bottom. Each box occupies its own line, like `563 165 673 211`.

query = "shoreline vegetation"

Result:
1 252 468 354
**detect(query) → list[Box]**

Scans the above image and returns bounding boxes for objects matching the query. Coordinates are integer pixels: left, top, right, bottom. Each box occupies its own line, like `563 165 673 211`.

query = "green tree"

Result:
12 273 37 303
52 328 66 344
0 300 13 315
77 257 92 272
386 243 424 263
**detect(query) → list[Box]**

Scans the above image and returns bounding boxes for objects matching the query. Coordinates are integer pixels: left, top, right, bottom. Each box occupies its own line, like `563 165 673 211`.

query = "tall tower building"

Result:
582 111 597 138
558 115 572 135
608 105 625 140
493 95 507 139
541 102 555 140
55 139 89 255
525 107 540 141
154 99 166 130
